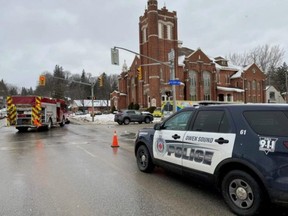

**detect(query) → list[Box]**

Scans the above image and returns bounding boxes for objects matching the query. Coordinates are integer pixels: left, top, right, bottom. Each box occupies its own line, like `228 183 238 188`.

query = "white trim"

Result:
217 86 244 93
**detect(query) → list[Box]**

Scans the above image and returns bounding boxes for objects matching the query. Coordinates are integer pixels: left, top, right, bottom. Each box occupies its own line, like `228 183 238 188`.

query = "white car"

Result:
0 108 7 119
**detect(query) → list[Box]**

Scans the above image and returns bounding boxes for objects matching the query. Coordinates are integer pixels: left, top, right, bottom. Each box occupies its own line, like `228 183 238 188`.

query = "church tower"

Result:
138 0 178 107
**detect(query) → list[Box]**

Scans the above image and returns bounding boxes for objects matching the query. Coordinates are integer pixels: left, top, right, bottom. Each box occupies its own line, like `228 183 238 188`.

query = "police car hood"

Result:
137 127 155 137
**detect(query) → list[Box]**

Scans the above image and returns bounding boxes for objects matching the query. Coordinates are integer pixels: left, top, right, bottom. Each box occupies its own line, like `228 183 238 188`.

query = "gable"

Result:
187 49 212 64
244 63 266 80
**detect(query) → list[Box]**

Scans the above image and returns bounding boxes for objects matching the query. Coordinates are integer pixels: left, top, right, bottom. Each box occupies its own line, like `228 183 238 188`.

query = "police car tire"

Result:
221 170 264 216
136 145 155 173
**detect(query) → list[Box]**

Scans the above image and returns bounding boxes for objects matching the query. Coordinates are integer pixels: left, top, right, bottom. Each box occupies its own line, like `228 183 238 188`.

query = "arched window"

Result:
252 80 256 90
203 71 211 100
189 71 197 101
158 22 164 39
143 28 147 43
167 24 173 40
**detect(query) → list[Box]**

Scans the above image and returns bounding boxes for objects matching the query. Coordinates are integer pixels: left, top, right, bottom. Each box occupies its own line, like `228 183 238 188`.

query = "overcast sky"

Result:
1 0 287 89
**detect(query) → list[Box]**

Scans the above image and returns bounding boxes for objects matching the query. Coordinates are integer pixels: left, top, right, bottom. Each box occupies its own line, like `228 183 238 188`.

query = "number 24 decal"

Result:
240 130 246 135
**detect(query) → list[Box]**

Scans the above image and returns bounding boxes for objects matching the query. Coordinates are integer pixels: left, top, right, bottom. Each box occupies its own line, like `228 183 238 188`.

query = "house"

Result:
266 86 286 103
72 100 111 113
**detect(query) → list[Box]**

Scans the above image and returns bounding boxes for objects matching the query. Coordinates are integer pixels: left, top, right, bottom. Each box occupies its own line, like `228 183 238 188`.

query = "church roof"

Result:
178 46 194 57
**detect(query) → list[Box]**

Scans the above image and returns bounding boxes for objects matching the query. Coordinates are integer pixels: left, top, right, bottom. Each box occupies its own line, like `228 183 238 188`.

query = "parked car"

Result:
75 111 85 115
161 110 173 120
134 104 288 216
152 107 162 117
0 108 7 119
114 109 154 125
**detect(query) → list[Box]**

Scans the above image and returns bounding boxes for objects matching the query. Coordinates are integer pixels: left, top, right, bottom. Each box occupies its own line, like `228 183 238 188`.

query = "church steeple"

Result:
147 0 158 10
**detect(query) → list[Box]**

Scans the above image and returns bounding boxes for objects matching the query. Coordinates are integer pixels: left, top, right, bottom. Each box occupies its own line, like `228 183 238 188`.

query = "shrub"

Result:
146 106 156 113
133 103 140 110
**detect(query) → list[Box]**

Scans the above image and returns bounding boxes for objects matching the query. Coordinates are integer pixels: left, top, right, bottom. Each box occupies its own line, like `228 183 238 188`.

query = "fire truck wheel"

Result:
17 127 28 132
47 118 53 130
60 116 65 127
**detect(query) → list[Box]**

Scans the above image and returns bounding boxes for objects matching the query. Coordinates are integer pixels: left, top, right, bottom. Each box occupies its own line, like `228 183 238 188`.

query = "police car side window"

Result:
219 114 231 133
192 110 227 133
244 111 288 136
163 110 194 131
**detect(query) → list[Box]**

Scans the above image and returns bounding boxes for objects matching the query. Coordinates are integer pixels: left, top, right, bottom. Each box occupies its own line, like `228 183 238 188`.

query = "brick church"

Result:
110 0 266 110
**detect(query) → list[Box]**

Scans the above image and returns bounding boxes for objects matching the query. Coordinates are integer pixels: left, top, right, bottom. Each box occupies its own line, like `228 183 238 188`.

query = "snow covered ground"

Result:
0 113 161 128
69 113 162 125
69 113 116 124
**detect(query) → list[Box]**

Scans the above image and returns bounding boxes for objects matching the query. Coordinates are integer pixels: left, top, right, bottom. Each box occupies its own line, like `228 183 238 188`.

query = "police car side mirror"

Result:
154 123 162 130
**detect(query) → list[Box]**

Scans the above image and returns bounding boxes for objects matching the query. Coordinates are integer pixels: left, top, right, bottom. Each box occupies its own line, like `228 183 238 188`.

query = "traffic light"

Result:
98 76 103 87
111 48 119 65
39 75 46 86
137 66 142 80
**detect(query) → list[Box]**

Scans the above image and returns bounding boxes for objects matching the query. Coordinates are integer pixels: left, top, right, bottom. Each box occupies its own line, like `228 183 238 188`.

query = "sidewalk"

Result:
0 118 7 128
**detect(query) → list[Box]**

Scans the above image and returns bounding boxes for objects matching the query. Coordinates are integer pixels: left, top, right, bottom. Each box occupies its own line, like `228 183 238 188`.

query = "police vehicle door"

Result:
182 110 236 174
153 110 194 166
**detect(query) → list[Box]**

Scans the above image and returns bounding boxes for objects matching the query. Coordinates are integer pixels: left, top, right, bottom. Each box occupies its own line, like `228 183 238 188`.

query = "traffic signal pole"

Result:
112 46 177 113
53 76 96 122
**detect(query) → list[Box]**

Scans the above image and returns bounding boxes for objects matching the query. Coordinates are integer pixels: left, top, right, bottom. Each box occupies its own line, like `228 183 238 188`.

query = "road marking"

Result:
77 145 97 158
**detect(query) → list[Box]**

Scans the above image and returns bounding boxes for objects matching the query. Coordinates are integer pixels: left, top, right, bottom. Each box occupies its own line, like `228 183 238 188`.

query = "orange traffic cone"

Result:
111 130 119 148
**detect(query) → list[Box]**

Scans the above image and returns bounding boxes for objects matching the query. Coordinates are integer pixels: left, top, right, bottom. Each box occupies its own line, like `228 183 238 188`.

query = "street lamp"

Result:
285 72 288 103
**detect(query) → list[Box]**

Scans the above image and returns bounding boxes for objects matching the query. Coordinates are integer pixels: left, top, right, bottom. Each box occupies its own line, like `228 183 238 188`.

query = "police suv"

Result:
134 104 288 216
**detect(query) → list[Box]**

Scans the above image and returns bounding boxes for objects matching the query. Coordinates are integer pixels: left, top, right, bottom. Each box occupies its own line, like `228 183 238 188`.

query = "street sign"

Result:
168 49 175 61
169 80 180 85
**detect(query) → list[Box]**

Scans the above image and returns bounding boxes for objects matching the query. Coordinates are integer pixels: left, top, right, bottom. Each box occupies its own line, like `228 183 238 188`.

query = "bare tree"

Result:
228 52 250 67
227 44 285 73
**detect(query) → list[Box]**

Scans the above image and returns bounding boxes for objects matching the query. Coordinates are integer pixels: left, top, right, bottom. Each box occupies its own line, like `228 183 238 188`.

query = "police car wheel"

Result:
221 170 264 216
136 145 154 173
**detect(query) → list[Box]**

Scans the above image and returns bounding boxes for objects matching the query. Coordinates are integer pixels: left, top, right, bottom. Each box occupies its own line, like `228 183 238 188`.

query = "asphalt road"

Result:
0 118 287 216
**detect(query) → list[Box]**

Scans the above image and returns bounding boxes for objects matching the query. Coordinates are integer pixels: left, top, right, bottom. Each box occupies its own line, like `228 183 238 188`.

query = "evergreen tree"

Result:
270 62 288 93
80 70 91 99
52 65 66 99
21 87 28 95
0 79 9 96
8 86 18 95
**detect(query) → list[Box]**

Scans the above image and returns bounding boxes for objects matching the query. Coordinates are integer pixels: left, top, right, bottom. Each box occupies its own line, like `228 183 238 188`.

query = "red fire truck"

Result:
6 95 69 132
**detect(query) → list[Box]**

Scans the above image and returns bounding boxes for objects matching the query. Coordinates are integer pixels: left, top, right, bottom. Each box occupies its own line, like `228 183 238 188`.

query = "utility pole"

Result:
168 49 177 113
91 82 95 121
